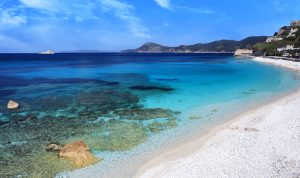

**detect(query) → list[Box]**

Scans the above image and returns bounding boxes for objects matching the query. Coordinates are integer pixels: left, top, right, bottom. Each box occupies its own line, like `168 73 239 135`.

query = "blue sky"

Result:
0 0 299 52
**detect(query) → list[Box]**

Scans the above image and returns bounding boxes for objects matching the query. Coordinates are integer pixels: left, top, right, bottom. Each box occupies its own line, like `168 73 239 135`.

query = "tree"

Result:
252 43 280 56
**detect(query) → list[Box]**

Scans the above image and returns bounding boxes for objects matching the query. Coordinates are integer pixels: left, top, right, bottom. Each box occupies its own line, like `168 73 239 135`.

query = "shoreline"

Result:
134 57 300 178
252 56 300 71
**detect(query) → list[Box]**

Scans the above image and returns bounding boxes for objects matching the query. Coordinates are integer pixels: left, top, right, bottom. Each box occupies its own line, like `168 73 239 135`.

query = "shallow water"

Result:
0 53 299 177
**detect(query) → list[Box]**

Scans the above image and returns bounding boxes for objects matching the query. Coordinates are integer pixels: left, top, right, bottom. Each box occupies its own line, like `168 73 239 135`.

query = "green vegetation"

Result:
252 22 300 57
253 43 281 56
294 30 300 47
123 36 268 53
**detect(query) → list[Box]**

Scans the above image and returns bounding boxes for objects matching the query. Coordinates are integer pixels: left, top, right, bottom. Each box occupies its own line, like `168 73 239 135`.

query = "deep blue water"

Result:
0 53 299 177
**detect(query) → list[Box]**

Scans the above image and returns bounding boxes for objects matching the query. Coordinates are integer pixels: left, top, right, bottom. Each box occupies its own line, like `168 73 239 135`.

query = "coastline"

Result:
134 57 300 178
252 56 300 71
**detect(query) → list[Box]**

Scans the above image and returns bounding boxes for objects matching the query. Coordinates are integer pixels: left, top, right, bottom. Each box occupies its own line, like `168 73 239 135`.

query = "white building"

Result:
234 49 253 56
291 20 300 26
287 28 299 37
277 45 299 52
266 36 283 43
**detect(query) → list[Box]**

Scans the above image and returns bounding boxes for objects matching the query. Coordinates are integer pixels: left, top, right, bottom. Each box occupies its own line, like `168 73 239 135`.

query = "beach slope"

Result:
136 57 300 178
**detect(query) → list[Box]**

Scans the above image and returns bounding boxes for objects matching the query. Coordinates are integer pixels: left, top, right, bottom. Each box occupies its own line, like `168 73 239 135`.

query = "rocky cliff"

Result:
253 20 300 56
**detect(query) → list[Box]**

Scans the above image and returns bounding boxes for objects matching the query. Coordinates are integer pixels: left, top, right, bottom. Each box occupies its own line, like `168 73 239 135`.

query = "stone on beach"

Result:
7 100 19 109
47 141 97 167
244 127 259 132
227 125 239 130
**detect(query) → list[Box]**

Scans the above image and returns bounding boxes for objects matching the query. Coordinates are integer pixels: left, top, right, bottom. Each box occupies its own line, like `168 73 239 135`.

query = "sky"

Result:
0 0 299 52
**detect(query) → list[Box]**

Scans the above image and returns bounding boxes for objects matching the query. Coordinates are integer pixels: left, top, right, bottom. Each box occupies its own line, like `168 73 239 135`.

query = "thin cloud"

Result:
99 0 150 38
272 0 288 12
19 0 58 12
153 0 213 14
176 5 214 14
18 0 150 37
0 33 30 52
0 8 27 26
19 0 99 21
154 0 172 10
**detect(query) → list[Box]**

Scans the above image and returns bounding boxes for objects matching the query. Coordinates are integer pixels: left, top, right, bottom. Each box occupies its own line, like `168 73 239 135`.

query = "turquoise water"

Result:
0 53 299 177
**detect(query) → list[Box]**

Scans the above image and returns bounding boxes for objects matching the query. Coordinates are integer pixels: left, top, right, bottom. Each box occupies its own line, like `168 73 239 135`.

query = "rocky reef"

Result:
147 118 177 133
0 77 180 177
129 85 174 91
115 108 176 120
48 141 98 167
86 121 148 151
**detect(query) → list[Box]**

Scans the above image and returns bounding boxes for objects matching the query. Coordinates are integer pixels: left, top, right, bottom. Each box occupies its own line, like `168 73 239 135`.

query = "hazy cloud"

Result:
153 0 213 14
19 0 100 21
99 0 150 38
154 0 172 10
19 0 58 12
272 0 289 12
0 33 30 51
17 0 150 37
0 8 27 26
176 5 214 14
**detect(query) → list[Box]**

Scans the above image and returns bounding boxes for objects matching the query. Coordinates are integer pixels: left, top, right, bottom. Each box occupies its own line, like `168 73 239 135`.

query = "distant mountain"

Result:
123 36 268 53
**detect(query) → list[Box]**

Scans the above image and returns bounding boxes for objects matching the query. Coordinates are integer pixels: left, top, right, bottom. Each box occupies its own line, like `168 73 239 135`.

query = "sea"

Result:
0 53 299 178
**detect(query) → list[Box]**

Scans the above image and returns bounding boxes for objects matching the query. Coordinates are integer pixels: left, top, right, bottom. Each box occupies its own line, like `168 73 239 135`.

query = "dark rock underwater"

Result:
0 73 179 177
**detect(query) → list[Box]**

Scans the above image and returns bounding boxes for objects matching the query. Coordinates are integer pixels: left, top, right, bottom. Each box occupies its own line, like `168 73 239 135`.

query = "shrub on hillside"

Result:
253 43 280 56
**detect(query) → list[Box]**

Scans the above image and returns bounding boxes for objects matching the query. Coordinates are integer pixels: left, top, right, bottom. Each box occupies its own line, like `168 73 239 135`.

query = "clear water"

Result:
0 53 299 177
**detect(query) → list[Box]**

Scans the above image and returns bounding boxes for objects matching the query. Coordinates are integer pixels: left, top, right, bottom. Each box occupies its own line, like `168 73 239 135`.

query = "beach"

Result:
2 1 300 177
135 57 300 178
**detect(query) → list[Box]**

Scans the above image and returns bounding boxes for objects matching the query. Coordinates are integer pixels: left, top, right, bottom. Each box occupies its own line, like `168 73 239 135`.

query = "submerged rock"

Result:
0 120 9 126
115 108 174 120
76 90 139 114
47 144 62 152
0 87 178 176
88 121 147 151
129 85 174 91
155 78 178 81
189 115 202 120
7 100 19 109
48 141 97 167
147 118 177 133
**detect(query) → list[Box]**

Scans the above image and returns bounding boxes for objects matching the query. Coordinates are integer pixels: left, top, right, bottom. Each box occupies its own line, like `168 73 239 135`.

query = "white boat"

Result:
38 50 55 55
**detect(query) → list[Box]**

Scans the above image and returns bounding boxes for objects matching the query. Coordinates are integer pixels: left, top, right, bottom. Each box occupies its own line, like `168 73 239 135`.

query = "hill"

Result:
253 20 300 57
123 36 267 53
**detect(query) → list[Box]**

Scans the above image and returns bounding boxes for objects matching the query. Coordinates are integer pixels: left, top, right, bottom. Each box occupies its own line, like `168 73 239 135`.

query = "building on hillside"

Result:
277 45 300 52
287 28 299 37
234 49 253 56
278 28 287 35
265 36 283 43
291 20 300 26
266 37 274 43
